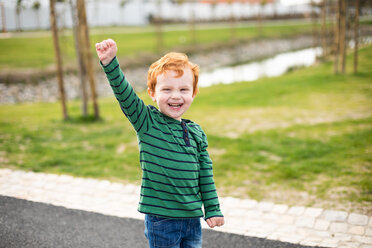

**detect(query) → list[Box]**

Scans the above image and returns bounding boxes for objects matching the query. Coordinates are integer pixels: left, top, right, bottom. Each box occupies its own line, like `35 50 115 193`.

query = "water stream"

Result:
199 47 322 87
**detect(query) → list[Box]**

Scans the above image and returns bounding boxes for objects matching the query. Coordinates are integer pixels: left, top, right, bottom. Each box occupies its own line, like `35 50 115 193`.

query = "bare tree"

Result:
189 0 197 44
70 0 88 116
229 0 236 41
310 0 319 48
333 0 340 74
211 0 218 22
321 0 328 57
272 0 278 19
49 0 69 120
155 0 164 53
77 0 100 119
353 0 359 74
0 0 6 33
16 0 23 31
257 0 267 37
32 1 41 30
120 0 127 8
333 0 347 74
339 0 346 74
173 0 185 23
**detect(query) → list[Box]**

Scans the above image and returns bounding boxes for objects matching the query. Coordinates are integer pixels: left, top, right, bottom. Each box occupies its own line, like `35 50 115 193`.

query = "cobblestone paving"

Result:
1 168 371 248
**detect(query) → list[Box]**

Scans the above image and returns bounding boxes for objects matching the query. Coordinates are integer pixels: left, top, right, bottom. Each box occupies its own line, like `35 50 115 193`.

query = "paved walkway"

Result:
0 168 371 248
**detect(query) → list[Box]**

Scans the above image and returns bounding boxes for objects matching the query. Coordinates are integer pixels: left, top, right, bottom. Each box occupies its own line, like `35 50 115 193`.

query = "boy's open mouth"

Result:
168 103 183 108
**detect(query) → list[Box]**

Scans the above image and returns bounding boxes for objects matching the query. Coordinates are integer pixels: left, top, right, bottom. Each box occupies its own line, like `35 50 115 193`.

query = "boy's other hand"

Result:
95 39 118 66
206 217 225 228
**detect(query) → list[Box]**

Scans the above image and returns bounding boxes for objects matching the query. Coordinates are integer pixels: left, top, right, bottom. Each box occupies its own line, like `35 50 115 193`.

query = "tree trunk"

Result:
333 0 340 74
211 2 217 22
189 0 196 44
36 11 41 30
354 0 359 74
77 0 100 119
339 0 346 74
15 11 21 31
321 0 327 58
155 0 163 53
70 0 88 116
311 1 318 48
0 1 6 33
273 0 278 19
257 4 263 37
229 0 236 41
49 0 69 120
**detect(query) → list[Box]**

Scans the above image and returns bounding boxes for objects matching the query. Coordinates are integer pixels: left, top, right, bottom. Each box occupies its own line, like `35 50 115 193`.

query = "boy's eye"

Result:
181 88 189 92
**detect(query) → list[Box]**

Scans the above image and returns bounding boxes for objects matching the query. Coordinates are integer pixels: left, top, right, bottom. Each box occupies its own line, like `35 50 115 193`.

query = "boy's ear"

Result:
147 88 156 102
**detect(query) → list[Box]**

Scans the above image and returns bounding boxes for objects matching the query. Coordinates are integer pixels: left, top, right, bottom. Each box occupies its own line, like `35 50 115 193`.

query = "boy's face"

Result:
148 68 195 121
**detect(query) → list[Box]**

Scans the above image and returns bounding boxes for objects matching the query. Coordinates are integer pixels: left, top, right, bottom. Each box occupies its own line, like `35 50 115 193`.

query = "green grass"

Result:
1 45 372 214
0 21 315 70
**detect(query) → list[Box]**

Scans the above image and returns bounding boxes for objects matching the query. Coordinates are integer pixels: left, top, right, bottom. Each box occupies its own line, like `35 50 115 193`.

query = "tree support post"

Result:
77 0 100 120
354 0 359 74
49 0 69 120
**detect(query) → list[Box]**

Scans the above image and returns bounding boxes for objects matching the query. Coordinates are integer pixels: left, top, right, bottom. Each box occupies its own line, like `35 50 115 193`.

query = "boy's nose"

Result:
170 91 181 99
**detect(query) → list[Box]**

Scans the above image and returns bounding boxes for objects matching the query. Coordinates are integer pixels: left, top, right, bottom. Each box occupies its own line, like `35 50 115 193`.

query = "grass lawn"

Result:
0 21 316 70
1 45 371 215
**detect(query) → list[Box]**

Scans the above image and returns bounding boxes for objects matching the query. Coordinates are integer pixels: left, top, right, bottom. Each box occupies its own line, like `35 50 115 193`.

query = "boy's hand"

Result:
95 39 118 66
206 217 225 228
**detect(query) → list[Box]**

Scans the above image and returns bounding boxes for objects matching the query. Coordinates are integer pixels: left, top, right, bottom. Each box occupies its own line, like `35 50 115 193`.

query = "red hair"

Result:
147 52 199 96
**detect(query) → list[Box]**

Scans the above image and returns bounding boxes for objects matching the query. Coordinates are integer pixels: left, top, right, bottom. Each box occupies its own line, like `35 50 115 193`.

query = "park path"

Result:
0 168 371 248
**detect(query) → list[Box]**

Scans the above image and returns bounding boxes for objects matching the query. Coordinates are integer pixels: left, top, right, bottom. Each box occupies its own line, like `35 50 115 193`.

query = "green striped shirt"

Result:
102 57 223 220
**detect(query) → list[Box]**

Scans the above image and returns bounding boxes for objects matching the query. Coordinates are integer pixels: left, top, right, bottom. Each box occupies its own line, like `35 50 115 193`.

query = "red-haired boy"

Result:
96 39 224 248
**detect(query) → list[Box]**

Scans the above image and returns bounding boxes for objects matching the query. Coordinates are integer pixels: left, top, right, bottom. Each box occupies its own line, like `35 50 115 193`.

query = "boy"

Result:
96 39 224 248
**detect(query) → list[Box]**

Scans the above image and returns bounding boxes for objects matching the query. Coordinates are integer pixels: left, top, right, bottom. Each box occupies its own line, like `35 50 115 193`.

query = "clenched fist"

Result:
206 216 225 228
95 39 118 66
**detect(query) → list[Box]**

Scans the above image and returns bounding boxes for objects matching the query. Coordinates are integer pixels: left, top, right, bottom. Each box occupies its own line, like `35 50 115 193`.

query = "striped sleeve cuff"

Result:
205 212 224 220
100 56 119 73
205 205 223 220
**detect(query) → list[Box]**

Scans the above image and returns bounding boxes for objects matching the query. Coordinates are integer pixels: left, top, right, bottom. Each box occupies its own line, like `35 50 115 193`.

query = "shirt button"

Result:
185 137 189 141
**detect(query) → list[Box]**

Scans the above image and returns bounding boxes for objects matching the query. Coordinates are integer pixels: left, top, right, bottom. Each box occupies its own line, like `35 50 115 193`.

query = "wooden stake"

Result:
321 0 327 57
229 0 236 41
333 0 340 74
0 1 6 33
339 0 346 74
77 0 100 119
190 0 196 44
69 0 88 116
49 0 69 120
354 0 359 74
155 0 163 53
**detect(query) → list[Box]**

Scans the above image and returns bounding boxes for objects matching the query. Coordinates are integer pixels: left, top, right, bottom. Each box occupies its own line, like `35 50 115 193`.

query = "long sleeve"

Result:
101 57 150 134
198 132 223 220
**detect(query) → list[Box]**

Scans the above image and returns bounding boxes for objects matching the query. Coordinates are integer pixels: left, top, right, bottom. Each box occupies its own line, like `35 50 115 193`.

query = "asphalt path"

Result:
0 195 320 248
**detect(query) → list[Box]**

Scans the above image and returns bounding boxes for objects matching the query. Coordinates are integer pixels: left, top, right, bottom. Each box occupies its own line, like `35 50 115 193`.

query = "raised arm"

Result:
96 39 150 134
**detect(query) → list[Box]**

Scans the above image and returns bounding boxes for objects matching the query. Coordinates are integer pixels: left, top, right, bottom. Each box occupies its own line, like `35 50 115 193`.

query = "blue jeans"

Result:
144 215 202 248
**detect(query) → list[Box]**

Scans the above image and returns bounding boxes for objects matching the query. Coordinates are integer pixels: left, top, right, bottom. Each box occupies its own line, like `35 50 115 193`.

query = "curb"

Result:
0 168 371 248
